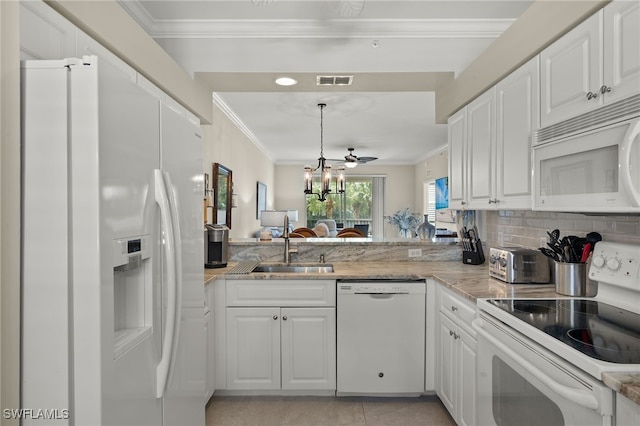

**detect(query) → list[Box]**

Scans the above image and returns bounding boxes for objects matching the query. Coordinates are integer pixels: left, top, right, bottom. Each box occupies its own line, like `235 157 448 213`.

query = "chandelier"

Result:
303 103 345 202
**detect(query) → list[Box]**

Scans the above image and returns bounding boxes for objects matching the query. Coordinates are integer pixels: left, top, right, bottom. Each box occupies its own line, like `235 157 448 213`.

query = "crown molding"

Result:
119 1 514 39
211 93 275 162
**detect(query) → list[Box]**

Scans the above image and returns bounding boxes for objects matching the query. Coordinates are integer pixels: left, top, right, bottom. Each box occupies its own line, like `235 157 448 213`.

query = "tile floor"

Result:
205 395 456 426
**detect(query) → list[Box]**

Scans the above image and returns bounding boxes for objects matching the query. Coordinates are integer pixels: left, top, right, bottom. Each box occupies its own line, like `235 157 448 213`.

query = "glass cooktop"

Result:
488 299 640 364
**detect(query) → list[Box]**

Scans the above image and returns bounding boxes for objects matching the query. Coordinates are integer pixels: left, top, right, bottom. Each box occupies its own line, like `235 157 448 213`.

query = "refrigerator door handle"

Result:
162 171 183 389
154 169 178 398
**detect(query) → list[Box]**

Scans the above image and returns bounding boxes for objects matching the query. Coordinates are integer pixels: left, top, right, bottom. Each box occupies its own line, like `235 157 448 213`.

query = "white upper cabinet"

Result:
604 0 640 104
447 58 539 210
466 89 496 209
540 10 602 127
447 108 467 210
495 57 539 209
541 1 640 127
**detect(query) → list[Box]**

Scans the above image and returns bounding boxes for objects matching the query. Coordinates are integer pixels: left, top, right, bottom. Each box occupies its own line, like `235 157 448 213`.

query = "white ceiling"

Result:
121 0 533 166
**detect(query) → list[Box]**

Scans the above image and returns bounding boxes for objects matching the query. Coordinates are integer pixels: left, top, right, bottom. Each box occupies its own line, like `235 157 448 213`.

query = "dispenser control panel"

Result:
113 234 151 271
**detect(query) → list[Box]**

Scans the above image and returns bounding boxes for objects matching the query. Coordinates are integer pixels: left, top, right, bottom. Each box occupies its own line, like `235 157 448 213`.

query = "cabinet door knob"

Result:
273 315 278 320
600 85 611 94
586 91 598 100
449 330 454 336
451 306 458 312
282 315 288 321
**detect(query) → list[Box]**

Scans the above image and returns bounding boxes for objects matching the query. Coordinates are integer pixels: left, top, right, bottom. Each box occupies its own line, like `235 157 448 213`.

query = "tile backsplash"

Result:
480 210 640 251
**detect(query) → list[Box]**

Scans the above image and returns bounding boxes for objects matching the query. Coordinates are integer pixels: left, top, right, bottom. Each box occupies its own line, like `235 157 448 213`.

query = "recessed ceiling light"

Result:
275 77 297 86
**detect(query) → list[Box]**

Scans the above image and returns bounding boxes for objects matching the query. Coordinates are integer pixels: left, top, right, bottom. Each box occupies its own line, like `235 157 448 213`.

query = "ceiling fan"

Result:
330 147 378 168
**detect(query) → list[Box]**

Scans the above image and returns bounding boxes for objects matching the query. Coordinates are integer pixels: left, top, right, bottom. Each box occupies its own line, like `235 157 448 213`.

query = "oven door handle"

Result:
472 318 599 410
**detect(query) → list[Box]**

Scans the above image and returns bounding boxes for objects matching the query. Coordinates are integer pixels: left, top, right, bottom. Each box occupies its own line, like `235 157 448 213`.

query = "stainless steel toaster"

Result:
489 247 550 284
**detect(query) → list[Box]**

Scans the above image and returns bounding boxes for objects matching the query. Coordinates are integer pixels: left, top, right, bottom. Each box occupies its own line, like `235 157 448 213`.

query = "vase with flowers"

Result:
387 208 421 238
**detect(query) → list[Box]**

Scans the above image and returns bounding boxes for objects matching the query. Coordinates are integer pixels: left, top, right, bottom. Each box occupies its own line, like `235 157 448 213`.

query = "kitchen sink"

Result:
251 263 334 273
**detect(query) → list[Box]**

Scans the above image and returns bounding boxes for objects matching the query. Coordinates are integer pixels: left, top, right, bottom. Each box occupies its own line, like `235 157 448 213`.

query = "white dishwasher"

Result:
337 279 426 395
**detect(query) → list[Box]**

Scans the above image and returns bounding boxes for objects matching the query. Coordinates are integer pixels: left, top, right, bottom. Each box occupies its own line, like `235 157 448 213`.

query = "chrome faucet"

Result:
282 214 297 263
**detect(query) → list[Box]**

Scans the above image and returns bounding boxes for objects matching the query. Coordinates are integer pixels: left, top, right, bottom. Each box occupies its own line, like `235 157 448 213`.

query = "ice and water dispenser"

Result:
112 234 153 358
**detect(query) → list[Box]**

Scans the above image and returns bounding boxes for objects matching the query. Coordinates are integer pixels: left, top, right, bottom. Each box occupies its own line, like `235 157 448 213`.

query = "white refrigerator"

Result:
21 56 205 425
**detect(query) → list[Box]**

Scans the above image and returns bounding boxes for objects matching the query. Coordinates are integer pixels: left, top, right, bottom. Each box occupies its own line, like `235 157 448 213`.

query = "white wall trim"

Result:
118 1 515 40
211 92 275 162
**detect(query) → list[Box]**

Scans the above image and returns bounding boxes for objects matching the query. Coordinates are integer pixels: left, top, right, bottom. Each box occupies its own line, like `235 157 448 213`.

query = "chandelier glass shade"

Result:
303 103 345 201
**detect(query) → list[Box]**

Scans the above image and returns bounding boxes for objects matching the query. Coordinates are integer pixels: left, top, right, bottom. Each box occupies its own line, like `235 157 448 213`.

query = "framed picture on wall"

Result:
257 181 267 219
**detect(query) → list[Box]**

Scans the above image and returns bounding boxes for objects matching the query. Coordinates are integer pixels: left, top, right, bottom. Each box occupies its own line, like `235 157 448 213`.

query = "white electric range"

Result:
474 241 640 426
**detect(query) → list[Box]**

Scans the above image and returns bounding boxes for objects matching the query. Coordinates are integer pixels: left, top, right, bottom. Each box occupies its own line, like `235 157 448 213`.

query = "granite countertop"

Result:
207 261 560 301
203 260 640 405
602 373 640 405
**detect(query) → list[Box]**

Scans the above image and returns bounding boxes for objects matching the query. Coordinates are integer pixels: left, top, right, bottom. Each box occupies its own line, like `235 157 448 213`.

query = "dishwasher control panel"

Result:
338 281 425 295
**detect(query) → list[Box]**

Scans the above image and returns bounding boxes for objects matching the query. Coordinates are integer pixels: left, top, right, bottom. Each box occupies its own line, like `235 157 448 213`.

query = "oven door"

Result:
473 314 614 426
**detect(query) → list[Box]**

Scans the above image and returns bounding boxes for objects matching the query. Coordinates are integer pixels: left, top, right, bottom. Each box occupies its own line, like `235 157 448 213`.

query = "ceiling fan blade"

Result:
356 156 378 163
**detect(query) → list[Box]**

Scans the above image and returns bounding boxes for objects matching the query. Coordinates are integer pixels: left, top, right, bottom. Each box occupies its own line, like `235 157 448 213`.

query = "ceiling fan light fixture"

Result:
344 161 358 169
275 76 297 86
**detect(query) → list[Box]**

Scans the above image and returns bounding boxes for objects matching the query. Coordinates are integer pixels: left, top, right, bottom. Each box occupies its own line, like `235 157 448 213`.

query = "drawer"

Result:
439 287 476 329
226 280 335 307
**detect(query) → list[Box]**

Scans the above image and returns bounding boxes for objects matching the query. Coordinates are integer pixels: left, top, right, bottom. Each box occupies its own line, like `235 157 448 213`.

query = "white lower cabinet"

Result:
436 284 477 426
223 280 336 392
226 307 336 390
226 307 280 390
204 281 216 401
616 393 640 426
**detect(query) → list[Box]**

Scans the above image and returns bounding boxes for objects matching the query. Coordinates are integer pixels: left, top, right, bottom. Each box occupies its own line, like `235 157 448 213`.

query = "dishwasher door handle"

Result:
353 292 405 298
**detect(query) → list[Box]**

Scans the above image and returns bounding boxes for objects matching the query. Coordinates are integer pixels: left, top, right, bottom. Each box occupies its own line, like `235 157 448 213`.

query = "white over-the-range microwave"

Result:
533 94 640 213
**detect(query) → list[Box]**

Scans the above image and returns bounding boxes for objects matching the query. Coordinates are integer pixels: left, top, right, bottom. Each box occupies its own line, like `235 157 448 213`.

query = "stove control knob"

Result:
606 257 621 271
592 255 606 268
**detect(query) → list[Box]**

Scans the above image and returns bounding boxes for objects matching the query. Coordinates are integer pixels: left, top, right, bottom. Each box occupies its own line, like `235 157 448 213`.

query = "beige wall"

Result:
204 106 275 238
46 0 212 124
414 146 448 216
1 2 21 424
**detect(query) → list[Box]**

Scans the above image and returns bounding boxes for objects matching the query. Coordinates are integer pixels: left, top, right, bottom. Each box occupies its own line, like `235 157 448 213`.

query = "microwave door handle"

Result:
472 318 599 411
620 119 640 207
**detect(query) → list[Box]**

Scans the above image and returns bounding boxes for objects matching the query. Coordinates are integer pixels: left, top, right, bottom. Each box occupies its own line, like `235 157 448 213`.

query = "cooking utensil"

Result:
586 231 602 245
539 247 560 261
581 242 592 263
567 236 585 263
547 229 560 245
547 242 566 262
580 232 601 263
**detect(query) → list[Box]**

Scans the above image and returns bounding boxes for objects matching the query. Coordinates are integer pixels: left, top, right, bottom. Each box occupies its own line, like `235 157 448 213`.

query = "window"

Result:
306 176 385 237
426 181 436 224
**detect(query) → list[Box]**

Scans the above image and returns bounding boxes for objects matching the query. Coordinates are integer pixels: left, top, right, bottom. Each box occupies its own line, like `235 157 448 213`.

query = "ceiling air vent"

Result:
316 75 353 86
